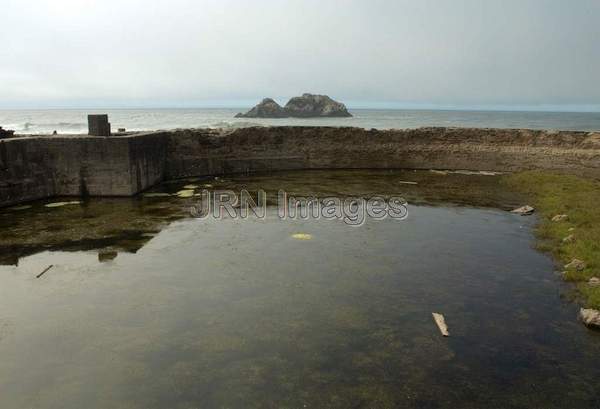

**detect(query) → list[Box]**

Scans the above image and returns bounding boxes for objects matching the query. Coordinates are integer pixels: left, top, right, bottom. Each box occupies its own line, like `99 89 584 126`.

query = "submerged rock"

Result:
98 250 118 262
235 98 287 118
235 94 352 118
291 233 313 240
579 308 600 328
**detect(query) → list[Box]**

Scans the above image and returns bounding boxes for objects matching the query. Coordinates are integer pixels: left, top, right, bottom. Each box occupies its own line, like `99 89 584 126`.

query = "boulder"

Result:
564 258 586 271
579 308 600 328
511 205 535 215
284 93 352 118
552 214 569 222
235 98 287 118
588 277 600 287
235 94 352 118
0 126 15 139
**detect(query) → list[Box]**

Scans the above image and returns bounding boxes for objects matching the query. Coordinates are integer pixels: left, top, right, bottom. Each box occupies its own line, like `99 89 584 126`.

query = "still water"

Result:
0 171 599 408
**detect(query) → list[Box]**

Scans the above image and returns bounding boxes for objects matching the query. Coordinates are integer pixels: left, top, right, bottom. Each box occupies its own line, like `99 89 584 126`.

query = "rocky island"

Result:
235 93 352 118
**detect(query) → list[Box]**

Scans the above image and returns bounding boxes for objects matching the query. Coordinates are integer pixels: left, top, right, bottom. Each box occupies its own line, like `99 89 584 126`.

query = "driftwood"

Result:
432 313 449 337
36 265 53 279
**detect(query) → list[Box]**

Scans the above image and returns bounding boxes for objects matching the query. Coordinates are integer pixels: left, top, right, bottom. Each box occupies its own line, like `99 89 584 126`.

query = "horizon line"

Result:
1 103 600 114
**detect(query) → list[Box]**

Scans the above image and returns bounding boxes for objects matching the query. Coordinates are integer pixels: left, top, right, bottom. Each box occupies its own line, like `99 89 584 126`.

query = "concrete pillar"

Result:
88 115 111 136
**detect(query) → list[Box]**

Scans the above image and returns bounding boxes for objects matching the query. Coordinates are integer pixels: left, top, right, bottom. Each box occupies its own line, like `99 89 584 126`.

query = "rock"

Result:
235 94 352 118
588 277 600 287
511 205 535 215
552 214 569 222
284 93 352 118
565 259 586 271
562 234 576 244
98 250 118 262
579 308 600 328
568 227 576 232
0 126 15 139
235 98 287 118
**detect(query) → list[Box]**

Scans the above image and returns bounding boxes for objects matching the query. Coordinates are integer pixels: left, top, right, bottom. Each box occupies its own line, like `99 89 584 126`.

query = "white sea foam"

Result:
1 108 599 135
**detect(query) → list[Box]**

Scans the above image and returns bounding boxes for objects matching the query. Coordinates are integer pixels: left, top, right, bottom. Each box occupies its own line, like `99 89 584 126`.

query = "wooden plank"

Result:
36 265 53 279
432 312 449 337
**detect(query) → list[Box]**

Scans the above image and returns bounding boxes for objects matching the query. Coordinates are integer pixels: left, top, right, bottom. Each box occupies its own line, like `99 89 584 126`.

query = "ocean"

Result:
1 108 600 135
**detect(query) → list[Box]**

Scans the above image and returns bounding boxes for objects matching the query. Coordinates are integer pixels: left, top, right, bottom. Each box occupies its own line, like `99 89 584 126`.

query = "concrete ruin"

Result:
88 114 111 136
1 126 599 207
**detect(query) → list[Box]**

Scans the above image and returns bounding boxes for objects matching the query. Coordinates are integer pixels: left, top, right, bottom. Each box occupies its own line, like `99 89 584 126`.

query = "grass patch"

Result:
503 171 600 309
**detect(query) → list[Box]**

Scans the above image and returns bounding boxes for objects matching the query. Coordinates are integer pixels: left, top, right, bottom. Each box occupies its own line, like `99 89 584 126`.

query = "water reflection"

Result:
0 171 598 408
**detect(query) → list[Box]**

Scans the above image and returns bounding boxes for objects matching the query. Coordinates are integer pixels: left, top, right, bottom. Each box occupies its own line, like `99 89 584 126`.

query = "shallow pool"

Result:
1 171 598 408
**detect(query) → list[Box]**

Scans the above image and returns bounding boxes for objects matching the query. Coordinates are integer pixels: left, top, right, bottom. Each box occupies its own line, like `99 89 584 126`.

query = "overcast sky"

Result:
2 0 599 110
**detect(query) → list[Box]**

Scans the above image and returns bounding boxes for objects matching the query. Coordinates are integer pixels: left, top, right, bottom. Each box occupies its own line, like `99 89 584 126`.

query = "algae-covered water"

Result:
1 171 599 408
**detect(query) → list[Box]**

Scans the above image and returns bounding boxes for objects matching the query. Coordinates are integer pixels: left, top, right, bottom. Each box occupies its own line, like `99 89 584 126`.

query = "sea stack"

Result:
235 98 287 118
235 93 352 118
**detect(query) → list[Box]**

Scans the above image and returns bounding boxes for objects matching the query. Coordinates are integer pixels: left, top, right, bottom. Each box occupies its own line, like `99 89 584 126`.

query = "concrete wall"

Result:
1 126 600 207
165 127 600 179
0 133 166 207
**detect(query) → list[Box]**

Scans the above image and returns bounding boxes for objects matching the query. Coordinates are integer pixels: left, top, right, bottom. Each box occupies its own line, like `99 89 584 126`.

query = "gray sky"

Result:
2 0 600 110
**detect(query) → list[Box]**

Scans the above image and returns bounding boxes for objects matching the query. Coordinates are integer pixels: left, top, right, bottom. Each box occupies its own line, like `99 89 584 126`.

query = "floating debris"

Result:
176 190 195 198
451 170 502 176
44 201 81 208
511 205 535 216
183 184 199 189
399 181 418 185
291 233 313 240
8 205 32 211
203 184 214 188
36 265 53 279
143 193 172 198
430 170 449 175
432 313 449 337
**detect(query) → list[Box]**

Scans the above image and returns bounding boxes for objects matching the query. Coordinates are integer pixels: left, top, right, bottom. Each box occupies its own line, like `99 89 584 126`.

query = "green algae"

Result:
503 171 600 309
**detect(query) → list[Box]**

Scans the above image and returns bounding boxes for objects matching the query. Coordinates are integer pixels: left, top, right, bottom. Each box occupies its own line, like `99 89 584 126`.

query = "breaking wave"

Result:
210 121 264 129
18 122 87 133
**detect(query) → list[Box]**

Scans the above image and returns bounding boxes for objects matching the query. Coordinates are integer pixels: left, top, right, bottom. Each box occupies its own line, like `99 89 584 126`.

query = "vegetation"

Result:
504 171 600 309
